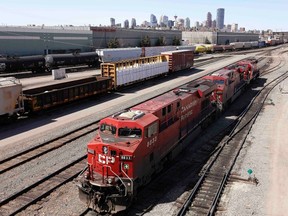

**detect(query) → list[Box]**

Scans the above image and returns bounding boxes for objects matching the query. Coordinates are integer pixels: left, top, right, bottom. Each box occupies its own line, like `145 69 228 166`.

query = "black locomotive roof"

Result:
178 79 216 96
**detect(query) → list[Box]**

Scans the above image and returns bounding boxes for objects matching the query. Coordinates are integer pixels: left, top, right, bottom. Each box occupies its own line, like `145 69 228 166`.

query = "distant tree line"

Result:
107 36 181 48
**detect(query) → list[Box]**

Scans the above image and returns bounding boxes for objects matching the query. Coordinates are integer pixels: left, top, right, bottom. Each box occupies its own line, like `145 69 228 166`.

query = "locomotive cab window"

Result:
100 123 116 135
118 127 142 138
145 122 158 138
215 80 225 85
162 107 166 116
168 104 172 113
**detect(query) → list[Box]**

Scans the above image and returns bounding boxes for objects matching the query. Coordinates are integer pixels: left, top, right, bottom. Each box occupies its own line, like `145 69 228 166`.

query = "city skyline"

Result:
0 0 288 31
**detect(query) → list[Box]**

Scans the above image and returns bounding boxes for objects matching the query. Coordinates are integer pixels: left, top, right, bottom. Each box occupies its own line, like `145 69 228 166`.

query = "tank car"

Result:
212 45 225 52
0 55 46 73
76 79 217 214
194 44 207 54
230 42 245 50
222 44 233 51
45 52 99 71
202 44 214 53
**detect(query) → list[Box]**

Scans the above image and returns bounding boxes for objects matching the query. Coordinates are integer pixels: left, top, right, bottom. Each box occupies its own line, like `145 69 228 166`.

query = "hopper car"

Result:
0 77 24 120
76 58 259 214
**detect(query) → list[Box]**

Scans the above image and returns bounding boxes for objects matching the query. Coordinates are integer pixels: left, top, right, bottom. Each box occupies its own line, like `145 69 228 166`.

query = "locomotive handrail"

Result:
104 165 128 197
121 162 134 195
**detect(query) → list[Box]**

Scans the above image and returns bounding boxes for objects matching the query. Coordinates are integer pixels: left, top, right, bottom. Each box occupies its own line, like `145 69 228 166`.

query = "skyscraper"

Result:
159 15 169 27
150 14 157 27
185 17 191 29
110 18 115 27
212 20 217 28
131 18 136 29
124 20 129 29
206 12 212 28
216 8 225 29
231 23 238 32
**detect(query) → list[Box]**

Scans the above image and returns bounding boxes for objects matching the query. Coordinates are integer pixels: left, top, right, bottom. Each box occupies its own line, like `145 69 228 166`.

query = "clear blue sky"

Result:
0 0 287 31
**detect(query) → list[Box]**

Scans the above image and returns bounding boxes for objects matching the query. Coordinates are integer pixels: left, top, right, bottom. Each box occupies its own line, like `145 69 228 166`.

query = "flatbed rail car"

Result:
100 50 194 89
21 76 112 113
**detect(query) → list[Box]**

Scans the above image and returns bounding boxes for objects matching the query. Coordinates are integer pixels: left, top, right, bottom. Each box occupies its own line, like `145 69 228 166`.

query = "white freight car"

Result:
96 47 142 63
0 77 24 119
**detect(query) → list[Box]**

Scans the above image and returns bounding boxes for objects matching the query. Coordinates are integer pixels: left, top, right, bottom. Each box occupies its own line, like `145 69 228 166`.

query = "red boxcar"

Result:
161 50 194 72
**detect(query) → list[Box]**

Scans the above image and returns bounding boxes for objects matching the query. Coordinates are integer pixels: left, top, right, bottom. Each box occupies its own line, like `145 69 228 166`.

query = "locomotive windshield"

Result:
118 127 142 138
100 123 116 135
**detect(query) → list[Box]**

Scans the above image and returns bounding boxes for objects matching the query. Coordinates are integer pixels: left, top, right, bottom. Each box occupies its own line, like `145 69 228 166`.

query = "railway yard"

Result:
0 45 288 216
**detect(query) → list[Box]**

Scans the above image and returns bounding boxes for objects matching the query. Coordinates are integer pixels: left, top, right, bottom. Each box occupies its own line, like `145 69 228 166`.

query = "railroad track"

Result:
0 157 86 216
124 120 238 216
261 49 287 76
0 52 274 215
194 56 231 68
0 122 99 175
174 69 288 216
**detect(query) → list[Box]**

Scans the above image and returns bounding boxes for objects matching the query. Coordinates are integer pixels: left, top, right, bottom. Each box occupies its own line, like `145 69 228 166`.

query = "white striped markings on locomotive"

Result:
98 154 116 164
180 101 197 121
147 136 157 148
181 110 193 121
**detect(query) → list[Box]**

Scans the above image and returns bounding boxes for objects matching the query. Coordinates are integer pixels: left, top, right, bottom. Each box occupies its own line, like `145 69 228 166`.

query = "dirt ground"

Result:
220 79 288 216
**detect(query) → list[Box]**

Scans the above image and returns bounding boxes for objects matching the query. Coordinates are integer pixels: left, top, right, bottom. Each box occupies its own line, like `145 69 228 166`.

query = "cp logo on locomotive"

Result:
98 154 116 164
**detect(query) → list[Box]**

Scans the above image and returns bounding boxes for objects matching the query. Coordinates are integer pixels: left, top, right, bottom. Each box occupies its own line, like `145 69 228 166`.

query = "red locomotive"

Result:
203 58 259 110
76 58 259 214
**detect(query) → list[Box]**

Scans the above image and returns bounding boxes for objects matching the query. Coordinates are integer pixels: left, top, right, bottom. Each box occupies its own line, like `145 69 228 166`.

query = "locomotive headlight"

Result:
124 164 129 169
103 146 108 154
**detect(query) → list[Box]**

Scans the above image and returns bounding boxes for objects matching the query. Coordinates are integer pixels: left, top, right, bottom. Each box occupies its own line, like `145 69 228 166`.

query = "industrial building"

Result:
0 26 93 56
182 31 259 45
0 25 262 57
90 27 182 48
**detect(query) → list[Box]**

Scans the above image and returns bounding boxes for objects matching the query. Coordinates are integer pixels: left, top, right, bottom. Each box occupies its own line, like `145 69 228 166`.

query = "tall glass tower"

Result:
216 8 225 29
